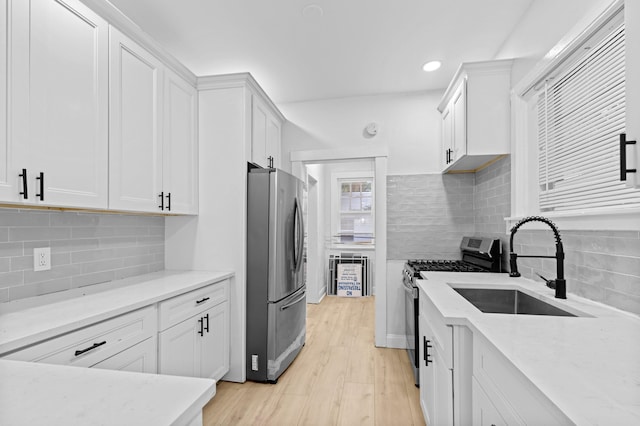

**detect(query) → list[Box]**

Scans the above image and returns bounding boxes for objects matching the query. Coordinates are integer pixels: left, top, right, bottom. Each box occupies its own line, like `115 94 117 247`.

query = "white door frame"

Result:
291 146 388 347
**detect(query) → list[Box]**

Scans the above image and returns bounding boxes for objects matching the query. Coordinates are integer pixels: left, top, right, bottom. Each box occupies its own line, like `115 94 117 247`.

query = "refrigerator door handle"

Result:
293 197 304 272
280 291 306 311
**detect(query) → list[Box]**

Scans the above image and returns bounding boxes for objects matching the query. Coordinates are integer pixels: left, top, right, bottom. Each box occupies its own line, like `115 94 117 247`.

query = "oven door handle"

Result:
403 281 418 299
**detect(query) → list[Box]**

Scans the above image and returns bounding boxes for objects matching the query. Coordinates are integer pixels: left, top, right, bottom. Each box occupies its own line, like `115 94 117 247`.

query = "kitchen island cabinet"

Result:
418 272 640 425
1 0 109 209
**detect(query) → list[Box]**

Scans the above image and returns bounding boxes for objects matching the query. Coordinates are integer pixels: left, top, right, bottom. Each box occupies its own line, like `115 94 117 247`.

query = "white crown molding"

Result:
437 58 514 112
197 73 285 122
79 0 197 86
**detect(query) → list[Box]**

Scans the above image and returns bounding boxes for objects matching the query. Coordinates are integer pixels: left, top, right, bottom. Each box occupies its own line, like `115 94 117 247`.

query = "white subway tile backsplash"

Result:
9 277 72 300
0 208 165 302
387 155 639 315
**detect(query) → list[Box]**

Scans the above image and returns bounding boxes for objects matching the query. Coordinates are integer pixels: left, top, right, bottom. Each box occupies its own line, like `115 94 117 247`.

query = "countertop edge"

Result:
0 270 234 355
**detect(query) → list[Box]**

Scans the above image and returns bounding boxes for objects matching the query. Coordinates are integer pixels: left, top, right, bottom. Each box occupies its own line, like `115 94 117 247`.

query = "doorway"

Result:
291 147 388 347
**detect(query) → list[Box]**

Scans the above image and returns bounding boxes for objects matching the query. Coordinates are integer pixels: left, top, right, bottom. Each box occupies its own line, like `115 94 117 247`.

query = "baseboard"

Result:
386 334 407 349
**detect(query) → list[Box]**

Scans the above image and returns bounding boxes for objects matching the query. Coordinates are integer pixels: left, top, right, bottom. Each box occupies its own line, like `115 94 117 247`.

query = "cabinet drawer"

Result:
473 335 572 425
158 280 228 331
419 291 453 368
3 306 156 367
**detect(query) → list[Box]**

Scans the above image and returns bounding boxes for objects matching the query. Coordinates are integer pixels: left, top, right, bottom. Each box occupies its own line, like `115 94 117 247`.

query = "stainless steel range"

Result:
403 236 502 386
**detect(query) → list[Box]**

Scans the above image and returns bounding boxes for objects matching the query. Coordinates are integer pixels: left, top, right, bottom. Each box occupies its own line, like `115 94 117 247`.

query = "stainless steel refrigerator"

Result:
246 165 306 383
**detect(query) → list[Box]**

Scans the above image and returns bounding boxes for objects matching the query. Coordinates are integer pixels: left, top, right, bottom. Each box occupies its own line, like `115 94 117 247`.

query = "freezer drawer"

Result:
246 286 306 382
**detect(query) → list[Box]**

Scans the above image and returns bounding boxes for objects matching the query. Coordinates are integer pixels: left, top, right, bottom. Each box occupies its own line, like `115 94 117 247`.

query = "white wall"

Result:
281 93 441 346
280 91 443 175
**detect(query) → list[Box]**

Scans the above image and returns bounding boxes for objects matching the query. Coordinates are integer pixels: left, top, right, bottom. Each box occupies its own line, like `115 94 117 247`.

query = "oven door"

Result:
403 274 419 386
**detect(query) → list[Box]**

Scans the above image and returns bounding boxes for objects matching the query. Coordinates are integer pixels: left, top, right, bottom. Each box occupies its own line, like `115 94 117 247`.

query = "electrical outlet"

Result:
33 247 51 271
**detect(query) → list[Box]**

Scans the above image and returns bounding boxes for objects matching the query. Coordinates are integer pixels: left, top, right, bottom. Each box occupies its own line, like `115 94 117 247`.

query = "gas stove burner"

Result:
407 259 485 273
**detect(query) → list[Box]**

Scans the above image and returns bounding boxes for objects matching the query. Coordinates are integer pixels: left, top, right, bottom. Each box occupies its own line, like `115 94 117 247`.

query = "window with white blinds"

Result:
536 21 640 212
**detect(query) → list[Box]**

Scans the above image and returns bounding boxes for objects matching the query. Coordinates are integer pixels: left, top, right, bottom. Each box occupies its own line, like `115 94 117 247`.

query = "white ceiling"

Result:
108 0 537 103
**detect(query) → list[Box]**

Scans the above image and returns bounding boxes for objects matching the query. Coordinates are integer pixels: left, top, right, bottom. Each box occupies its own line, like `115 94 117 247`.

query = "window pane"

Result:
362 182 372 193
362 197 372 211
352 183 362 193
341 183 350 194
350 197 361 211
341 196 350 211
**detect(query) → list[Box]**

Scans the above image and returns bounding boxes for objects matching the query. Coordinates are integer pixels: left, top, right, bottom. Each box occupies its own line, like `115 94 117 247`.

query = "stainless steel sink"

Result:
453 287 578 317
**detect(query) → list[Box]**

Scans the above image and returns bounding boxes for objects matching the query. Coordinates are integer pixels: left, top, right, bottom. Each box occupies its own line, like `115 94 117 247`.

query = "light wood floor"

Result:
203 296 425 426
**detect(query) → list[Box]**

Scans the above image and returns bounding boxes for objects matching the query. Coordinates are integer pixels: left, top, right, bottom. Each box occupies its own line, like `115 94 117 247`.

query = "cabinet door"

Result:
91 337 157 374
7 0 108 208
433 345 454 425
200 302 229 381
0 0 10 201
163 69 198 214
472 378 507 426
251 96 269 167
626 0 639 188
158 314 200 377
441 105 453 168
109 27 163 213
266 114 281 169
451 79 467 162
419 314 435 425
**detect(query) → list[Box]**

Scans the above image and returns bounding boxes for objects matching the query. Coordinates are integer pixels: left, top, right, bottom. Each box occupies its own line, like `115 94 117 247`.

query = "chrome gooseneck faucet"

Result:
509 216 566 299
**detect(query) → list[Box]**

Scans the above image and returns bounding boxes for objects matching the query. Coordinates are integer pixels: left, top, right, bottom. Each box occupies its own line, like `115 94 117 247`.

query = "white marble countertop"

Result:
0 359 215 425
0 270 233 355
418 271 640 425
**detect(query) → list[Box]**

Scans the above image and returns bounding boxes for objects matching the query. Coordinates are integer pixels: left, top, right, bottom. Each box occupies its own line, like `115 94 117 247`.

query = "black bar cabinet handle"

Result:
74 341 106 356
196 297 210 305
35 172 44 201
19 169 28 199
620 133 637 181
158 191 164 210
198 317 204 336
423 337 432 366
204 313 209 333
166 192 171 211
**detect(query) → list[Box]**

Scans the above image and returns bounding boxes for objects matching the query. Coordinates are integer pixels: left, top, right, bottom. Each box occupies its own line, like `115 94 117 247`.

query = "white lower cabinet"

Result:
159 302 229 380
3 306 156 368
1 280 230 385
418 288 459 426
91 336 157 373
471 334 573 426
471 378 507 426
158 281 230 381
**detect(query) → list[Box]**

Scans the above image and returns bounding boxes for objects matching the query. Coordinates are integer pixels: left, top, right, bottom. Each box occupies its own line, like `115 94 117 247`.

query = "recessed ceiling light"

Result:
302 4 324 19
422 60 442 72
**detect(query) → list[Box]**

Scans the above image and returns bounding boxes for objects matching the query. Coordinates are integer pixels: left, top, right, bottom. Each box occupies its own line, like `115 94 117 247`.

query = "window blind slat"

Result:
537 22 640 212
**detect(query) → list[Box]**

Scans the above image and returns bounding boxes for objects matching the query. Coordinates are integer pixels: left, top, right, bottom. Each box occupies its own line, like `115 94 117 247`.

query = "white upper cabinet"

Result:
438 60 512 173
251 94 282 169
2 0 108 208
109 27 164 213
625 1 639 187
0 0 8 201
163 69 198 214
